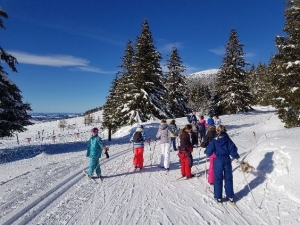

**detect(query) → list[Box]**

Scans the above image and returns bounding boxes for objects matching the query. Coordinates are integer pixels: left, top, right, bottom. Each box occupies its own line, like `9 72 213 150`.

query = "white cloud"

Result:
208 47 225 56
8 51 112 74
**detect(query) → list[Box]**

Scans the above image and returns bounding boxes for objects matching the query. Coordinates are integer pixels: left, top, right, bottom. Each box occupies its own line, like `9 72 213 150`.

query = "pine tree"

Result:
128 20 169 123
164 47 189 117
215 28 253 114
0 8 32 137
269 0 300 127
103 40 136 131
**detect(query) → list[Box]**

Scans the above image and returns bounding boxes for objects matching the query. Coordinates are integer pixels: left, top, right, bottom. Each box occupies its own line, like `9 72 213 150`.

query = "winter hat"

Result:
91 127 99 134
161 119 166 123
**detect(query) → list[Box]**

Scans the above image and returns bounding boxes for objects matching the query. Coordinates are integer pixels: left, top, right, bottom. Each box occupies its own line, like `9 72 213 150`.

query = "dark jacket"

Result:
201 129 216 148
178 133 192 150
206 132 239 159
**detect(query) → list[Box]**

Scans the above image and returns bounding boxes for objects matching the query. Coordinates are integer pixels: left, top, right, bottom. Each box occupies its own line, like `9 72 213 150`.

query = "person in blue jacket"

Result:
205 125 240 203
86 127 108 179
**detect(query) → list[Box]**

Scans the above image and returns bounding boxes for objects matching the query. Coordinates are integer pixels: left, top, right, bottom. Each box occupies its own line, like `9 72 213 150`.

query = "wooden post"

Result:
108 124 111 141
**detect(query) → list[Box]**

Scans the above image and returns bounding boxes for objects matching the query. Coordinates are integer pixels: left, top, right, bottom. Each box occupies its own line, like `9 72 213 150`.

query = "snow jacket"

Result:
201 129 216 148
188 114 198 123
156 123 170 144
86 134 104 159
214 118 222 127
207 117 214 126
178 133 193 152
198 119 207 132
168 124 179 138
205 132 239 159
130 128 146 148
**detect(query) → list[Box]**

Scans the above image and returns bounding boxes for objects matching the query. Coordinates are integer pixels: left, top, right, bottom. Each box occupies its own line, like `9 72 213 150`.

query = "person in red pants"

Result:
130 124 146 171
177 124 194 179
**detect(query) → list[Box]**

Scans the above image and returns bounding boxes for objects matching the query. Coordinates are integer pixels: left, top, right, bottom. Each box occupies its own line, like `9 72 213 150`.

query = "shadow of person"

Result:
235 151 274 203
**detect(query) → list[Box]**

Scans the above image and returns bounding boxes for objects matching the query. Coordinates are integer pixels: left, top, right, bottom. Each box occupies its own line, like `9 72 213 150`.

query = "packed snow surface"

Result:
0 106 300 224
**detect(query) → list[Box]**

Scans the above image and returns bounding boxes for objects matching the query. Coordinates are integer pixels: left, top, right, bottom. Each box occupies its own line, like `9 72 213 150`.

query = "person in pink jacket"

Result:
198 115 208 142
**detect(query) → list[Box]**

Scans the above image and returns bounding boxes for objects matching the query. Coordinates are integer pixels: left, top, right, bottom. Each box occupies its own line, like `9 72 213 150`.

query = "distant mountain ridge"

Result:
187 69 219 79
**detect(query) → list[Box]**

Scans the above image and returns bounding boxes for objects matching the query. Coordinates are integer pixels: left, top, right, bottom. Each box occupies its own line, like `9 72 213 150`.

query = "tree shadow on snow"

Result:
234 151 274 203
0 141 88 164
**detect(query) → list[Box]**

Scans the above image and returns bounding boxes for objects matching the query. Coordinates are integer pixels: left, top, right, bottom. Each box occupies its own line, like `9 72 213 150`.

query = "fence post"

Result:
108 124 111 141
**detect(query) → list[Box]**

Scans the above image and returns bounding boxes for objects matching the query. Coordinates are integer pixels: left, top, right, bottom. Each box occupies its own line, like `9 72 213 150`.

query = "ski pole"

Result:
148 138 152 151
240 163 260 209
198 147 202 167
205 154 208 192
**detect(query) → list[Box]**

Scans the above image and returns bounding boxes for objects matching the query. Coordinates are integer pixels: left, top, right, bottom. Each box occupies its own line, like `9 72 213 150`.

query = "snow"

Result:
187 69 219 79
1 106 300 224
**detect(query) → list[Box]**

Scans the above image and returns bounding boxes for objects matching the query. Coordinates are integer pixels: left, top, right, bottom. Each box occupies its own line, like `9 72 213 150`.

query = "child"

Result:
177 124 194 179
214 115 222 127
201 126 217 185
168 119 179 151
198 115 208 142
86 127 108 179
130 125 146 170
156 119 171 171
207 115 215 127
205 125 239 203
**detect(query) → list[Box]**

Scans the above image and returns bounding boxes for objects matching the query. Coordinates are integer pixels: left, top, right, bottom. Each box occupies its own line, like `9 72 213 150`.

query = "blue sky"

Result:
1 0 286 113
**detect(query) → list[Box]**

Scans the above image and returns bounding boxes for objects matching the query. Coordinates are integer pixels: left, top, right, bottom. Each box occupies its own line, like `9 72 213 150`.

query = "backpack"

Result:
191 121 199 132
133 131 143 142
198 122 205 132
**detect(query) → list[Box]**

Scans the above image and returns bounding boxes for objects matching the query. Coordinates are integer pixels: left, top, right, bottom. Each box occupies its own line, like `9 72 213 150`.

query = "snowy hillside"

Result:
1 106 300 225
187 69 219 81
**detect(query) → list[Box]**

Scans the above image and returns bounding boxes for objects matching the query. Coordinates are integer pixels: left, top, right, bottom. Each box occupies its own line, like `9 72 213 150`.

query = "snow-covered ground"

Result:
0 106 300 225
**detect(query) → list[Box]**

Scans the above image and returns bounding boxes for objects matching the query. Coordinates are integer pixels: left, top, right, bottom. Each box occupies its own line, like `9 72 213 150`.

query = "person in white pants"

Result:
156 119 171 171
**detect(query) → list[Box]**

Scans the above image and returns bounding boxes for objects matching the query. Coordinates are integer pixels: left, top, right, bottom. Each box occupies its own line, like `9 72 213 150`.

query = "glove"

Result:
104 150 109 159
234 158 241 165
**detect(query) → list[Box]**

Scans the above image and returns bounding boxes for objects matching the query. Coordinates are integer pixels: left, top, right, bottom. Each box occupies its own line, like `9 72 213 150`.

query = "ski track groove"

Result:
0 110 280 224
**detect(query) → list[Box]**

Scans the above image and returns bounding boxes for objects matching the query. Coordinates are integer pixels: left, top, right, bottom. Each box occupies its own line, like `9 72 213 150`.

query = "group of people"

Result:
86 111 239 203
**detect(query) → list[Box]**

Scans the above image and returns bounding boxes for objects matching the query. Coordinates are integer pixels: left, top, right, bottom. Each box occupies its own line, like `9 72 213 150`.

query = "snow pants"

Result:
214 155 234 199
160 143 171 169
178 151 192 177
88 157 101 176
133 147 144 168
199 130 206 142
170 137 177 151
208 153 216 184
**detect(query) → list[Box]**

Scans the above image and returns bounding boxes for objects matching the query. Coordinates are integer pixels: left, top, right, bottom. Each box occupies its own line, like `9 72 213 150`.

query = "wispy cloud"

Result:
9 51 113 74
209 46 256 59
208 47 225 56
184 64 202 75
245 52 256 58
161 62 201 75
159 42 182 54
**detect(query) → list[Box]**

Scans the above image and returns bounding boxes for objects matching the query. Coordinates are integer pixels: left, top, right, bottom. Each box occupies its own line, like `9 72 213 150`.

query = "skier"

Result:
201 126 217 185
207 115 215 127
205 125 240 203
130 124 146 170
214 115 222 127
198 115 207 142
156 119 171 171
177 124 195 179
168 119 179 151
86 127 108 180
191 120 199 144
188 111 198 123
